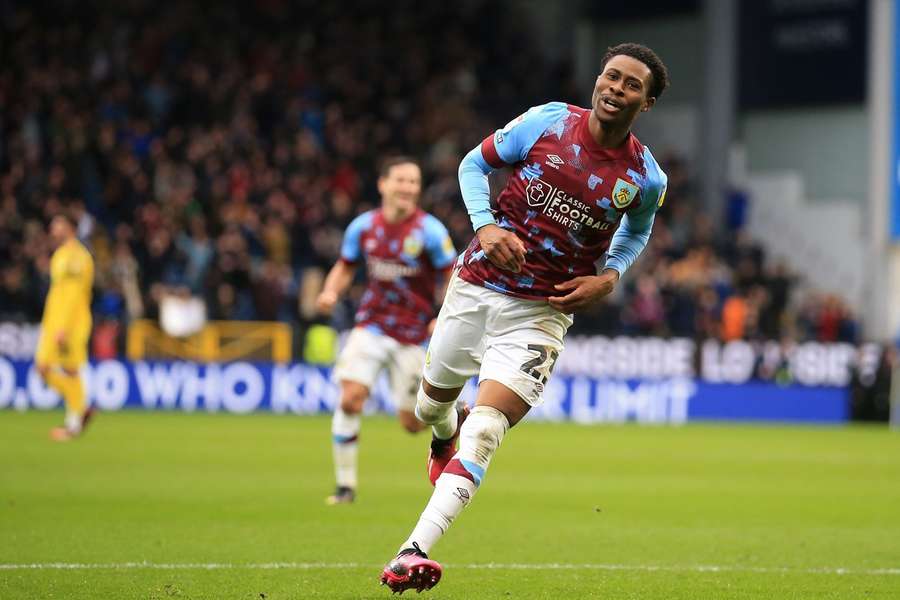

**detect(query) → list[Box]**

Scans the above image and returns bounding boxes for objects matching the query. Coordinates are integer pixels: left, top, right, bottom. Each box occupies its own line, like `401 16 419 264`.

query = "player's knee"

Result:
415 385 455 424
340 396 365 414
459 406 510 464
339 382 368 414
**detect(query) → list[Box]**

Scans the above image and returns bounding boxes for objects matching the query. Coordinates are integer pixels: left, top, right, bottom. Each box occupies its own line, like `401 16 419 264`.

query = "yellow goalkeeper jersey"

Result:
41 239 94 337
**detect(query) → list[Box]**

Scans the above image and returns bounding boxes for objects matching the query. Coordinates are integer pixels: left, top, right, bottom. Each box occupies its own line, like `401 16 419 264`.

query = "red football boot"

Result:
427 405 469 486
380 542 442 594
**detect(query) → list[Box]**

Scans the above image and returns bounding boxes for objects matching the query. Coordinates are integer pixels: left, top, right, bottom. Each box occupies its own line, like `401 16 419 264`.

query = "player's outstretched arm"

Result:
316 261 357 315
458 147 525 272
549 171 665 313
458 146 496 232
605 149 667 276
548 208 654 312
604 212 654 277
548 269 620 313
457 103 569 234
316 212 370 315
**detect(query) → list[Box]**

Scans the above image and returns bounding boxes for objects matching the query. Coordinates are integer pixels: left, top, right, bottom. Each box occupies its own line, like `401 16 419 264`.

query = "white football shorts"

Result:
423 271 572 406
332 326 426 412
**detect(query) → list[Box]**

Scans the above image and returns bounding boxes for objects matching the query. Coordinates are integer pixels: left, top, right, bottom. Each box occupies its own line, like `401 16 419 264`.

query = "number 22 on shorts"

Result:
519 344 559 385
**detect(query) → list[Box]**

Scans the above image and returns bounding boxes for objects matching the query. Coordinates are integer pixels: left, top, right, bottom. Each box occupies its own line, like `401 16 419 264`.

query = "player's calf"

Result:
403 406 510 556
454 405 509 472
330 396 362 503
430 405 508 495
427 404 469 485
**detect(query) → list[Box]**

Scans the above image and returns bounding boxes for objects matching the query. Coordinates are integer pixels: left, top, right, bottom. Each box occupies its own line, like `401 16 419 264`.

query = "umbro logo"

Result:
455 487 471 503
545 154 564 169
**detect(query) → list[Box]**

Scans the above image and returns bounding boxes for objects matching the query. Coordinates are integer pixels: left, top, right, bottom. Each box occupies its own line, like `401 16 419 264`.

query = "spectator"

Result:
0 1 860 356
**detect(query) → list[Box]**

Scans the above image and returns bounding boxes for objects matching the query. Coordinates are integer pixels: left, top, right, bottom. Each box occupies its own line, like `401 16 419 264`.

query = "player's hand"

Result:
548 269 620 313
315 290 339 315
477 224 526 273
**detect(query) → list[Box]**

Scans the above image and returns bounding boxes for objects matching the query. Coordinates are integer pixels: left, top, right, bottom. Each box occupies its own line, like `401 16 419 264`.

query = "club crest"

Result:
402 234 423 257
612 178 639 209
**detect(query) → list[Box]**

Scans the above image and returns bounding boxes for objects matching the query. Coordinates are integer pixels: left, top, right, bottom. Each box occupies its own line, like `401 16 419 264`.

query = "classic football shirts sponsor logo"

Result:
525 177 611 231
367 257 421 281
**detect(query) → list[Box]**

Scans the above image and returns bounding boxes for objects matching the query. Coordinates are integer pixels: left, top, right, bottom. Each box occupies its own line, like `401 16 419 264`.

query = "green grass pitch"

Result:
1 410 899 599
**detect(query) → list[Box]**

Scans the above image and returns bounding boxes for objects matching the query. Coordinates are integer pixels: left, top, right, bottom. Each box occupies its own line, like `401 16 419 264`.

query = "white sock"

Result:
414 386 458 440
65 411 82 434
401 474 474 554
331 408 361 489
399 406 509 554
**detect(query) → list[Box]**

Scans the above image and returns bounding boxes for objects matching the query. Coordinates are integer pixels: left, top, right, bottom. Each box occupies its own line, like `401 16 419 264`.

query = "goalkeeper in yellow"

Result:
35 214 96 441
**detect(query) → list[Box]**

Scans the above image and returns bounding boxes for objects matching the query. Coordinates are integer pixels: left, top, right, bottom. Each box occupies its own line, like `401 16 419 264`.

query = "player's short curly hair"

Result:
601 43 669 99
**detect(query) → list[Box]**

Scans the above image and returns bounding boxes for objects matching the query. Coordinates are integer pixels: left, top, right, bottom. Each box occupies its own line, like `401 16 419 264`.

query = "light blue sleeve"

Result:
458 102 572 232
491 101 572 164
458 147 496 231
340 212 374 262
422 214 458 268
604 149 668 276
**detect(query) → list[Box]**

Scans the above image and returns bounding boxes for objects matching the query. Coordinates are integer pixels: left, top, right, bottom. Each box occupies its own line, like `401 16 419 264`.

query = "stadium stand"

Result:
0 1 860 358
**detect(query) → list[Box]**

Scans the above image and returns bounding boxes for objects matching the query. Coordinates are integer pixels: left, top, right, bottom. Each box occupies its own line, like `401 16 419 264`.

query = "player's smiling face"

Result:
592 55 655 127
379 162 422 220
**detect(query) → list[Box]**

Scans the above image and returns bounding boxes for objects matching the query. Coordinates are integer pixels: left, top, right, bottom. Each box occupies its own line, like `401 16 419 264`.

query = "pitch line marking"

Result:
0 562 898 576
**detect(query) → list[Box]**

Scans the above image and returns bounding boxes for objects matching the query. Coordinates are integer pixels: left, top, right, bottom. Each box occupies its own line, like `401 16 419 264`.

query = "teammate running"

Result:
35 214 96 441
380 43 670 593
317 156 457 505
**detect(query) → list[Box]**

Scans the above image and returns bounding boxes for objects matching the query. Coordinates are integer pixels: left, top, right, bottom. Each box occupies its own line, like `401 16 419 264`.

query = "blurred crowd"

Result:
0 1 860 359
572 155 860 343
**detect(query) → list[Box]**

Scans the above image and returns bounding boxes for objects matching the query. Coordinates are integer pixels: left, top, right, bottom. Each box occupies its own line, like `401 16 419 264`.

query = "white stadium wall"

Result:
741 107 869 206
743 170 866 314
